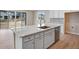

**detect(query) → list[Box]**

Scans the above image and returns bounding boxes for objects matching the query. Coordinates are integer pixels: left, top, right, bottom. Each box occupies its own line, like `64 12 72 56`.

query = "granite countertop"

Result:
13 23 60 37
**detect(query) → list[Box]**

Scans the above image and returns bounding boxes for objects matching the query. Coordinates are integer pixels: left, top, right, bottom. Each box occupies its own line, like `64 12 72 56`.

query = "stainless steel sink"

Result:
38 26 50 29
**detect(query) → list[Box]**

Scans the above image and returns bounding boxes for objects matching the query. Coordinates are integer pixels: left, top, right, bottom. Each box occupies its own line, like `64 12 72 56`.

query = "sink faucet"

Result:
39 17 42 27
39 14 45 27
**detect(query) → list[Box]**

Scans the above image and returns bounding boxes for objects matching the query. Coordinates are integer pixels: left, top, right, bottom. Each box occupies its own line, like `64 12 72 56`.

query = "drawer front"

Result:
44 29 51 34
34 32 44 38
34 33 40 38
23 40 34 49
23 35 34 42
40 32 44 36
44 30 51 36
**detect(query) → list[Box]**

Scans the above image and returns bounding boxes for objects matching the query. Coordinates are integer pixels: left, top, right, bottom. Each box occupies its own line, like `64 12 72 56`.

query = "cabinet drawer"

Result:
34 33 40 38
34 32 44 38
44 30 51 34
23 40 34 49
44 30 52 36
23 35 34 42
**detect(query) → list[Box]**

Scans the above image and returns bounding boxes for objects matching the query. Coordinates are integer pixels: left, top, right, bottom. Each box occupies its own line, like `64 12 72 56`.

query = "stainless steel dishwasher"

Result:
55 26 60 43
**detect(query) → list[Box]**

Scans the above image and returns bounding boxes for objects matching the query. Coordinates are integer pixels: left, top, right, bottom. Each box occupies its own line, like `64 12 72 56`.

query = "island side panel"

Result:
15 35 22 49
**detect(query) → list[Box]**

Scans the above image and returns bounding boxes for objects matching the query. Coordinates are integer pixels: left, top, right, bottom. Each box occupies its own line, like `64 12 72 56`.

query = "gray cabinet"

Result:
34 33 44 49
44 29 55 48
20 28 57 49
23 40 34 49
22 35 34 49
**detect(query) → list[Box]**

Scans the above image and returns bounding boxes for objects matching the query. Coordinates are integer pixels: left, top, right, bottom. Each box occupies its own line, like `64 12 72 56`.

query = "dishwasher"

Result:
55 26 60 43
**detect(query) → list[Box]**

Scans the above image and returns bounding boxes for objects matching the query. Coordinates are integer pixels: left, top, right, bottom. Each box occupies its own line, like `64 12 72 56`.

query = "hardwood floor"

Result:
49 34 79 49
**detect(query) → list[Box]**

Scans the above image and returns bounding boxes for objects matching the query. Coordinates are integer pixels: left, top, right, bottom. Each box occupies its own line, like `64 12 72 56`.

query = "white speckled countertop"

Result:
13 23 60 37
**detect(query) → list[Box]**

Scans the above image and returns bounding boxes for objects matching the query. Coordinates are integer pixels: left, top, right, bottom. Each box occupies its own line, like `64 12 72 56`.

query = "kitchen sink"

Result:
38 26 50 29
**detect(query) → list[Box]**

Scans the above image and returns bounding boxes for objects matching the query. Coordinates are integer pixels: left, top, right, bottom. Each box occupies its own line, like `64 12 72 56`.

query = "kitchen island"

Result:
13 23 60 49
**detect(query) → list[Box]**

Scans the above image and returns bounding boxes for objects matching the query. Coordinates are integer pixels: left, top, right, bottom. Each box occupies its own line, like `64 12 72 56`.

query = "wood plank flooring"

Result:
49 34 79 49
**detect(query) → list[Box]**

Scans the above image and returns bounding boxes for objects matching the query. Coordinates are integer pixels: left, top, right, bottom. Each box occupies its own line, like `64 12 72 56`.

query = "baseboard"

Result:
67 32 79 35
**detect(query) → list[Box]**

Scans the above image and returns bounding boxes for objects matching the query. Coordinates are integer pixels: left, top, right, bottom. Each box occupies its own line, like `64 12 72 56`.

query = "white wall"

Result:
49 10 65 18
45 10 50 23
21 10 79 26
49 10 65 34
65 10 79 12
25 10 78 26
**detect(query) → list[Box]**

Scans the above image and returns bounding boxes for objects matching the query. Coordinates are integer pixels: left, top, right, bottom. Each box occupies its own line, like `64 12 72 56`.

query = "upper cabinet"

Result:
49 10 65 18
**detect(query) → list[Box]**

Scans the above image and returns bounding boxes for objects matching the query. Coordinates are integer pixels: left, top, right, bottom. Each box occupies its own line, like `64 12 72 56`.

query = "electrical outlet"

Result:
72 26 74 29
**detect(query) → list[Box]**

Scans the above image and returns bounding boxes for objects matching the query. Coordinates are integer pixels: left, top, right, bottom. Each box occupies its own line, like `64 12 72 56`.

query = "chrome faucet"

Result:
39 14 45 27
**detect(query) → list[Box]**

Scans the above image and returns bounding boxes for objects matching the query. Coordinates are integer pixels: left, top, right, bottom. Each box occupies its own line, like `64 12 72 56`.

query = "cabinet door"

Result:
51 29 55 43
44 29 55 48
23 40 34 49
35 36 43 49
22 35 34 49
35 33 44 49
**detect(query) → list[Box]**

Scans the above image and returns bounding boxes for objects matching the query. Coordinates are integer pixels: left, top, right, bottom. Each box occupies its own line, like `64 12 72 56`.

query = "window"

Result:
0 10 26 29
0 11 9 29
